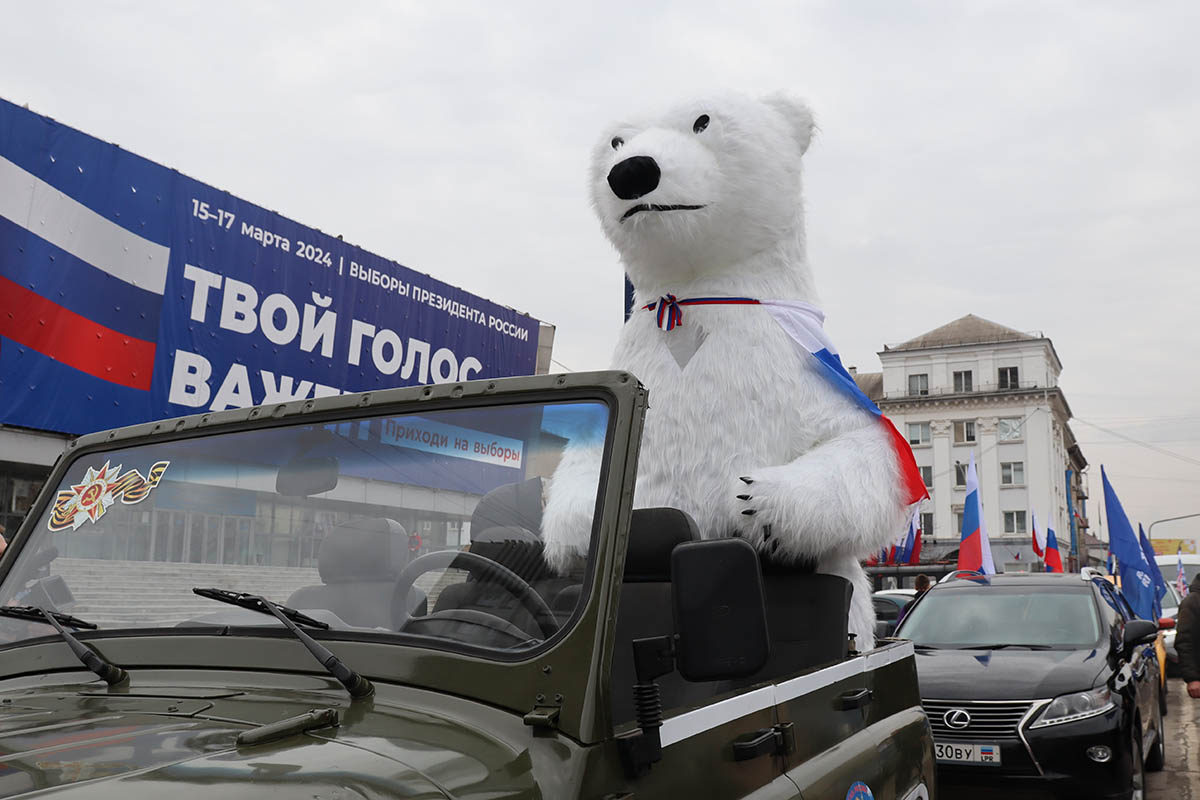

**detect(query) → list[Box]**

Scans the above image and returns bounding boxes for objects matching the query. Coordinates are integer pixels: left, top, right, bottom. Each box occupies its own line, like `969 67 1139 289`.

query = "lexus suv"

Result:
894 571 1165 800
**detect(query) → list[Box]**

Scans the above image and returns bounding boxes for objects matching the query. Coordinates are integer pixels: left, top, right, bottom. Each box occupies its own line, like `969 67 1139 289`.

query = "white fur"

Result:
544 91 910 650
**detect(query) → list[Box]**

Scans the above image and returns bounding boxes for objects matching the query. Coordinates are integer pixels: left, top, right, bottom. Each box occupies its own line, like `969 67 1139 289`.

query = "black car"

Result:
894 570 1165 800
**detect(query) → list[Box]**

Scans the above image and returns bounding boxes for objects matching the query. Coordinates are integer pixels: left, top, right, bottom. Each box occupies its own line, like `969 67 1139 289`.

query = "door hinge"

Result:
523 696 562 730
732 721 795 761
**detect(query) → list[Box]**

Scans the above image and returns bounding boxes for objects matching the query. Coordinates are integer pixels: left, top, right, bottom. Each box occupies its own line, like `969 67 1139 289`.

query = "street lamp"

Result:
1147 513 1200 540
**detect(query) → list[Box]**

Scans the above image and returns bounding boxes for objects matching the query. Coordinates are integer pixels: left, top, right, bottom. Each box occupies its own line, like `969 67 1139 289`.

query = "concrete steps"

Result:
49 558 449 629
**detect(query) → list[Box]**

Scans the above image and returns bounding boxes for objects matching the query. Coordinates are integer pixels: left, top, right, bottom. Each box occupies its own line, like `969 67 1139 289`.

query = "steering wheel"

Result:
392 550 560 641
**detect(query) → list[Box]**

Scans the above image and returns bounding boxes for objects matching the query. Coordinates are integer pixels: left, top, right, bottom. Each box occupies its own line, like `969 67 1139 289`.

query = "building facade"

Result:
859 315 1089 571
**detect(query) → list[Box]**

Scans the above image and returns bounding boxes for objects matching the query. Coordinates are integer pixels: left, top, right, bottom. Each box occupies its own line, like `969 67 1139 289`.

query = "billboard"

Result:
1150 538 1196 556
0 97 543 436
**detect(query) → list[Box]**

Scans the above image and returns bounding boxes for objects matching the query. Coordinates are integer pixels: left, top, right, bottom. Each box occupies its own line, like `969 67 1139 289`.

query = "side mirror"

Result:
1158 617 1176 630
276 456 339 496
671 538 769 681
1122 618 1158 648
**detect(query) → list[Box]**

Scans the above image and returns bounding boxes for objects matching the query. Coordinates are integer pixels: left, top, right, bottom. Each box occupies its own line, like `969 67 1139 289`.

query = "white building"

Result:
857 314 1090 571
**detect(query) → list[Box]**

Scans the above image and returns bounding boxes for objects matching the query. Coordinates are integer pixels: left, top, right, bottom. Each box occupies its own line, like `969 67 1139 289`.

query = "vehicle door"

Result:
874 596 902 639
1097 582 1155 732
626 686 800 799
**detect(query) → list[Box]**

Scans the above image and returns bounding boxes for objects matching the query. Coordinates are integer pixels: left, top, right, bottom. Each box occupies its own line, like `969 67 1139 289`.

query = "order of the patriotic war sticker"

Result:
47 460 170 531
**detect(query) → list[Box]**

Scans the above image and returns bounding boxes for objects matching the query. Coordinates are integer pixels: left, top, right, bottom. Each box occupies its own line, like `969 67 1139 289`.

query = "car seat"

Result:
286 517 426 629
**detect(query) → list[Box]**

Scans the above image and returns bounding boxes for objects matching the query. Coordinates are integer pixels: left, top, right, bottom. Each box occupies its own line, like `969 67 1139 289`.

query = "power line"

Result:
550 359 574 373
1073 417 1200 469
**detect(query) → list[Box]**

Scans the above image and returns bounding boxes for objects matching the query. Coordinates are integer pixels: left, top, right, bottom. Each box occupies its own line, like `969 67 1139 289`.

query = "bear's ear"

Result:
762 91 815 155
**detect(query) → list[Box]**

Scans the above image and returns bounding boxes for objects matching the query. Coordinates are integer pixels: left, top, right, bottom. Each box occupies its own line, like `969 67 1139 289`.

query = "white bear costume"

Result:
544 91 926 650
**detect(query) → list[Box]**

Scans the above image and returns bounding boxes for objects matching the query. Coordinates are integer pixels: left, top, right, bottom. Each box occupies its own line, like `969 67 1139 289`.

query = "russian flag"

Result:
957 452 996 574
759 300 930 507
909 511 923 565
897 513 916 565
1178 546 1189 598
1043 528 1063 573
0 153 167 430
1031 510 1046 559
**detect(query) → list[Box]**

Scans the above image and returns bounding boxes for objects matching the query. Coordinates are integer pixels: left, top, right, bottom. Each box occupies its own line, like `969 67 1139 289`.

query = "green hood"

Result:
0 682 543 798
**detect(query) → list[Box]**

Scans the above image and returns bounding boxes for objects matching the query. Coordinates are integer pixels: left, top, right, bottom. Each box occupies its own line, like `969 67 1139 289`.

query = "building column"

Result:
931 420 953 543
979 417 1002 541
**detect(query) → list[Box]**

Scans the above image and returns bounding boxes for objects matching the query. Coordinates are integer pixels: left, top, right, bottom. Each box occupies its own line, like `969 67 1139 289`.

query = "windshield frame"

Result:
0 370 647 745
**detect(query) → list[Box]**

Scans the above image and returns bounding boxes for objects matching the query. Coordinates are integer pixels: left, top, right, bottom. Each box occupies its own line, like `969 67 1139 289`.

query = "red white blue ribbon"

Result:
643 295 760 330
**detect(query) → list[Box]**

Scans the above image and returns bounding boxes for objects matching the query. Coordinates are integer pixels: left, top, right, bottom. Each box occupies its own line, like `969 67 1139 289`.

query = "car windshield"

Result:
896 585 1102 648
0 399 609 656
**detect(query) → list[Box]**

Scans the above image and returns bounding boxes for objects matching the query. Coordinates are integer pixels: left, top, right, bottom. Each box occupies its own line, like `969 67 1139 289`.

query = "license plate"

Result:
935 741 1002 764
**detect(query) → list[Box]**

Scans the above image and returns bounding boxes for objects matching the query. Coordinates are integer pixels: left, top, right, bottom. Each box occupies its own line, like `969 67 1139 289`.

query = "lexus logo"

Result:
944 709 972 729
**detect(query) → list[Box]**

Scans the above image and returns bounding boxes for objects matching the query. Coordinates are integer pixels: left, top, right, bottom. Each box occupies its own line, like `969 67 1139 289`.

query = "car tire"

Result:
1146 696 1166 772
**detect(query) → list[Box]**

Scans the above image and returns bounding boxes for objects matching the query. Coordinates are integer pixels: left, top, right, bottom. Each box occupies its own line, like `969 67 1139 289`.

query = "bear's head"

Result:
590 91 815 292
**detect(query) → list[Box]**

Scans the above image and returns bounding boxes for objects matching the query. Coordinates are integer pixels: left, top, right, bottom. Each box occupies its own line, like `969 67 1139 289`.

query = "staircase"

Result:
52 558 322 629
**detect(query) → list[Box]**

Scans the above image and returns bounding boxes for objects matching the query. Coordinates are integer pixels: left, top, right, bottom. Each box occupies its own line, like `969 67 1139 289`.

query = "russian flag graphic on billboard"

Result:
0 98 542 435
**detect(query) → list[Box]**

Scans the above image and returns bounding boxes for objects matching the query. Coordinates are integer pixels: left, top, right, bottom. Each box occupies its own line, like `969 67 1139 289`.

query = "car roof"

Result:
875 589 917 596
932 572 1096 589
1156 553 1200 564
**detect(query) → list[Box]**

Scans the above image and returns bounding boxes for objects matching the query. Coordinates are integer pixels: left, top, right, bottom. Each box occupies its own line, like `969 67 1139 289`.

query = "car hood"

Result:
0 685 539 798
913 646 1110 700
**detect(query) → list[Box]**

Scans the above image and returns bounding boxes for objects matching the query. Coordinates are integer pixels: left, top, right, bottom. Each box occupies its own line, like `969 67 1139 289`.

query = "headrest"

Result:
625 507 699 581
469 526 549 584
318 517 409 583
471 477 544 537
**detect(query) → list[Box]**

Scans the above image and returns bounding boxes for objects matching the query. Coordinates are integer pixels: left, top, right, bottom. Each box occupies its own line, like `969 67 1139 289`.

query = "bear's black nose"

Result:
607 156 661 200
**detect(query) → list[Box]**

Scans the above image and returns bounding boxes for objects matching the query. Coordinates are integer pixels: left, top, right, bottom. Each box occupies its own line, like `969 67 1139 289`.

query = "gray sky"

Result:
3 1 1199 542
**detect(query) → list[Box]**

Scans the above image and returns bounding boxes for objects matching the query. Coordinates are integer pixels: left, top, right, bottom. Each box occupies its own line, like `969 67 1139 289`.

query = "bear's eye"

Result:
610 136 624 150
693 114 710 134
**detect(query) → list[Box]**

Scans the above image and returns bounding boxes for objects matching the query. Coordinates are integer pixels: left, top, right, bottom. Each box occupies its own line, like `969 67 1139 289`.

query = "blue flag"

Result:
1102 467 1157 620
1138 524 1167 618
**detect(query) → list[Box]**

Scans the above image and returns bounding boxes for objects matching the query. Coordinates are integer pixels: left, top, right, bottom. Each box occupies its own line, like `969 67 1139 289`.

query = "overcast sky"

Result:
3 1 1198 542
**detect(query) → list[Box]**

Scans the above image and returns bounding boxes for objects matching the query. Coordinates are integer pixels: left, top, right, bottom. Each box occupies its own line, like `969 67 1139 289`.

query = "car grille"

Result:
922 699 1035 741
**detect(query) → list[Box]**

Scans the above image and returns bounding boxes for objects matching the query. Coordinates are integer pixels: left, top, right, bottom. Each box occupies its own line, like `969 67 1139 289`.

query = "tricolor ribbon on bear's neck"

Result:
642 295 762 330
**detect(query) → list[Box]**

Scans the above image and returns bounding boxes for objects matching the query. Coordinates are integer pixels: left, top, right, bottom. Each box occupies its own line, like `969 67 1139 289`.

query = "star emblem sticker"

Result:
68 461 121 529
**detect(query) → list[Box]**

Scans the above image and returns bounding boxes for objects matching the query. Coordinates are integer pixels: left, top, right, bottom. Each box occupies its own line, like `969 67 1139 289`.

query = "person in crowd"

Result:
1177 572 1200 699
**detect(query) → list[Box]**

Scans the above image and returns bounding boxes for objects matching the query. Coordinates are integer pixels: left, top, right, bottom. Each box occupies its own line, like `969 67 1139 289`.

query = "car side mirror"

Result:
1158 617 1176 630
1122 618 1158 648
671 538 770 681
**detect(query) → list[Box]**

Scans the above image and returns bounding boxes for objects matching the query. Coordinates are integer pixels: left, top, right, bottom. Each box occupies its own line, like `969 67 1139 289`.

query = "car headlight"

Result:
1031 687 1115 728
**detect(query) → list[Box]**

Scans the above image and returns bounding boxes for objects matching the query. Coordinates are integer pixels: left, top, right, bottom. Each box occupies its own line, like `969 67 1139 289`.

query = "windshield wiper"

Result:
969 643 1055 650
0 606 128 685
192 588 373 700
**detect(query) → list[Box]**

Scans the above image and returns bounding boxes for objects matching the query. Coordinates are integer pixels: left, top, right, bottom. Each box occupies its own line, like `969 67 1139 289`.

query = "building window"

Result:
1001 462 1025 486
953 420 976 443
998 366 1019 390
920 512 934 537
955 463 969 487
908 373 929 396
998 417 1023 441
953 370 973 393
953 505 965 533
1004 510 1028 534
907 422 931 445
919 466 933 489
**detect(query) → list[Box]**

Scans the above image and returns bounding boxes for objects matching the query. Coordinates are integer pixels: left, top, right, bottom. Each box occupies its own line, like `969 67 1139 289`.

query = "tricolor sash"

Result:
645 295 930 506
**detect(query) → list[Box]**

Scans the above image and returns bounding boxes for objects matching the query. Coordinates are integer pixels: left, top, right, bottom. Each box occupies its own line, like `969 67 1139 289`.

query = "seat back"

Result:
286 517 423 629
609 508 724 727
719 568 852 692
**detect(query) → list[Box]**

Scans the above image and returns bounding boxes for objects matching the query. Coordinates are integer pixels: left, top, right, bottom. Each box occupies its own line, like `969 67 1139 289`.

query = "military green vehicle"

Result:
0 371 933 799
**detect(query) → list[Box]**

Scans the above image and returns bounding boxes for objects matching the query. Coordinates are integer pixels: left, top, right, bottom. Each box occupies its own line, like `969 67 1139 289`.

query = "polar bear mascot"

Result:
543 90 927 650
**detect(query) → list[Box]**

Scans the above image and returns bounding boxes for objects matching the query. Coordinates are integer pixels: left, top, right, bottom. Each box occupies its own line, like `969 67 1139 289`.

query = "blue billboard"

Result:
0 97 543 435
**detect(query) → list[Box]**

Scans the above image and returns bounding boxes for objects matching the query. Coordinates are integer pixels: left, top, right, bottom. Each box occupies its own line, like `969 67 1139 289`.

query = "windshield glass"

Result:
896 586 1101 648
1 399 609 656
